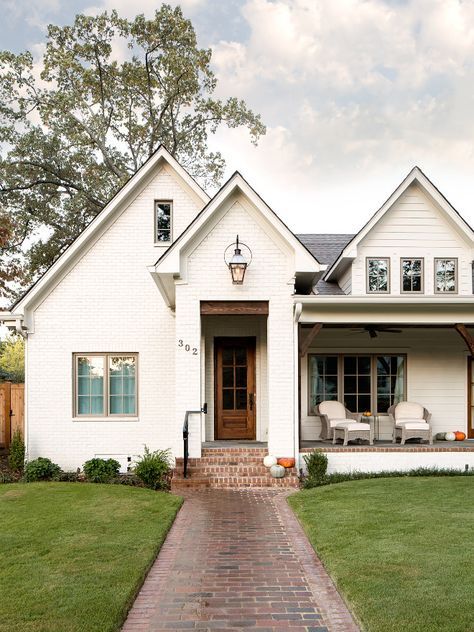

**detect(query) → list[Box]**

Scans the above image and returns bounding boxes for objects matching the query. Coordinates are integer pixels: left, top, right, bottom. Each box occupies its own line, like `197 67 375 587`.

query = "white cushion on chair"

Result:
329 419 353 428
335 422 370 430
395 402 424 420
395 418 426 425
320 401 347 420
396 422 429 430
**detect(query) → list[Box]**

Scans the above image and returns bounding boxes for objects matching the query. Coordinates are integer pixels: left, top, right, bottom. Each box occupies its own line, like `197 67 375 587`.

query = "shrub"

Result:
302 451 328 488
8 429 25 473
57 470 81 482
83 458 120 483
134 446 172 490
24 457 61 482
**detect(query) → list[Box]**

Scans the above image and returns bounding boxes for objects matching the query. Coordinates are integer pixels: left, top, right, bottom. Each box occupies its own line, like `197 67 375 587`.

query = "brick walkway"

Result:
122 490 359 632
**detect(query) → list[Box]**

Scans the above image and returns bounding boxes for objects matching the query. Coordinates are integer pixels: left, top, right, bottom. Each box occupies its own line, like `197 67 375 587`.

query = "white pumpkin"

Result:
270 464 285 478
263 455 277 468
445 432 456 441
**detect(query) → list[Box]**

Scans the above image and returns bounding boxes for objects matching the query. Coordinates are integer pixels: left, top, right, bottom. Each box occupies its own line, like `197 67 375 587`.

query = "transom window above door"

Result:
367 258 390 293
74 354 137 418
401 258 423 293
155 200 172 243
308 354 405 414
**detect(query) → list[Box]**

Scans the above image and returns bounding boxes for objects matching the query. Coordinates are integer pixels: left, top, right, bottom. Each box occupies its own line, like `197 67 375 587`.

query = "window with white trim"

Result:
367 258 390 293
435 258 457 293
75 354 137 417
155 201 172 242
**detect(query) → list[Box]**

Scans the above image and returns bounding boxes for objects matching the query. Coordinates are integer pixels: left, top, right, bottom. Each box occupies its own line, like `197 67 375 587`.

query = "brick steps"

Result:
171 448 300 491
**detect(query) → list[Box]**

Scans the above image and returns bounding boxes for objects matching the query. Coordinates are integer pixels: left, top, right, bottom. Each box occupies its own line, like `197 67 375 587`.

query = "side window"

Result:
155 201 172 243
435 258 457 293
367 258 390 293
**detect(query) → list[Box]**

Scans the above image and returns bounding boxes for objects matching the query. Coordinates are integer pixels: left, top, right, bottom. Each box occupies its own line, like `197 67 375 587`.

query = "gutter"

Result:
294 295 474 305
0 313 27 338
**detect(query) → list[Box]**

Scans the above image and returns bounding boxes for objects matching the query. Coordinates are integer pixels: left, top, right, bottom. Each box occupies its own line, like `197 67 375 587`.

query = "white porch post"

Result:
174 290 202 458
267 298 296 458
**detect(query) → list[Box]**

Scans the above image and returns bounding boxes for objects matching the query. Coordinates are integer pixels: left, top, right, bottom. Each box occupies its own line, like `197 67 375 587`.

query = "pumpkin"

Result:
445 432 456 441
454 431 466 441
435 432 446 441
277 457 295 469
263 455 277 468
270 464 285 478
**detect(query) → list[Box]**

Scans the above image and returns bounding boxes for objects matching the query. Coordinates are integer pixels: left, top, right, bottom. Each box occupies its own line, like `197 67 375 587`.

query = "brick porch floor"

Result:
122 490 358 632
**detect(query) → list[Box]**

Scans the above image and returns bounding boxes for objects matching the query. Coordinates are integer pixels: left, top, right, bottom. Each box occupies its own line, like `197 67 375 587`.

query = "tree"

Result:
0 335 25 383
0 6 265 300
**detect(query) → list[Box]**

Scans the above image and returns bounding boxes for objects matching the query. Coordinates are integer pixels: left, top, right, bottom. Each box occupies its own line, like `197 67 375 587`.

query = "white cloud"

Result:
208 0 474 231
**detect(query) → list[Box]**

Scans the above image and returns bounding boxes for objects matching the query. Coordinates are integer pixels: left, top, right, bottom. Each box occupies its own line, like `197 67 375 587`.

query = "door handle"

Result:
249 393 254 411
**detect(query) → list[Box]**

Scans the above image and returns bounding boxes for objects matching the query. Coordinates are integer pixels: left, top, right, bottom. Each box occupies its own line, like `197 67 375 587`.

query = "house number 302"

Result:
178 339 198 355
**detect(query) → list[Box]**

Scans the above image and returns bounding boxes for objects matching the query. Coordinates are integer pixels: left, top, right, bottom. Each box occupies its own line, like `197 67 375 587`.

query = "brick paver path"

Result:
123 490 358 631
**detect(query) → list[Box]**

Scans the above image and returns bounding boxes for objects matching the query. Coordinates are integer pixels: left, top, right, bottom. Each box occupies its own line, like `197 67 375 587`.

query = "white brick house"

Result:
2 146 474 476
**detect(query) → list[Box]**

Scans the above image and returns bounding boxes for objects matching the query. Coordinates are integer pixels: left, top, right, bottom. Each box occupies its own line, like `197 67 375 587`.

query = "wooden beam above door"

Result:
299 323 323 357
200 301 269 315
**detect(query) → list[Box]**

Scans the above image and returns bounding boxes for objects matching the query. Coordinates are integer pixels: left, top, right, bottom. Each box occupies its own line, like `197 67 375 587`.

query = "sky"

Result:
2 0 474 234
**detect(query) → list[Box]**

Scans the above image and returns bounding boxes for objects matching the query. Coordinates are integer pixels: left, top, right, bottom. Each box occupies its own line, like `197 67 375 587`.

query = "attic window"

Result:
367 258 390 293
435 258 457 293
155 201 172 243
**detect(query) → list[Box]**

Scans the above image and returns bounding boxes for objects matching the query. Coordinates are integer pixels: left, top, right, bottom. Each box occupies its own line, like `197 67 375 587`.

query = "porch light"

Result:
226 235 251 285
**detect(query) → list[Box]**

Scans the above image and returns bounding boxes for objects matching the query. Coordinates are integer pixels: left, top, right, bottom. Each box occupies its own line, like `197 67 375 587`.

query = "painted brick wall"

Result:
177 196 297 457
27 164 203 470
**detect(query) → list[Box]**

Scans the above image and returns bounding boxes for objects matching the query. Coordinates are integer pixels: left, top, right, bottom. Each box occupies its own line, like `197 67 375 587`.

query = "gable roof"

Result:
10 145 209 315
150 171 325 307
324 166 474 282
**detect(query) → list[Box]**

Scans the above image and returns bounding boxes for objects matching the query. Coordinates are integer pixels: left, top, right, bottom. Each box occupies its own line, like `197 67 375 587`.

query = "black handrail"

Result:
183 405 207 478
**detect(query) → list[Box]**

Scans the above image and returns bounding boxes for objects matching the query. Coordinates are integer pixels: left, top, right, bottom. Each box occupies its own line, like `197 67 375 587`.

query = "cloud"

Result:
208 0 474 231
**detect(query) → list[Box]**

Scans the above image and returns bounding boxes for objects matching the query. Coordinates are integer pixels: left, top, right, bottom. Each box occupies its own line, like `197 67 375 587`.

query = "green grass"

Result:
289 477 474 632
0 483 182 632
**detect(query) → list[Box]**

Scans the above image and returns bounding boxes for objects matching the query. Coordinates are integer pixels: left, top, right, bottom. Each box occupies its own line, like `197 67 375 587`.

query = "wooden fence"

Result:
0 382 25 448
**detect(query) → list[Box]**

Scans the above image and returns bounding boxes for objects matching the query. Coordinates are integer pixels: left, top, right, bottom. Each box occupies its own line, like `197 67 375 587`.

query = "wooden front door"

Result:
215 337 256 440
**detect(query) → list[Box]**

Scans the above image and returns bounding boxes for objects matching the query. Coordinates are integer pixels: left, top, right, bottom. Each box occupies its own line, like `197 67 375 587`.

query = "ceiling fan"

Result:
349 325 402 338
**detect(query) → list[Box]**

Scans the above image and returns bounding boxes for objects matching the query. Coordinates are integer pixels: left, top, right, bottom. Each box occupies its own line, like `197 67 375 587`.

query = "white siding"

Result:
301 327 468 440
338 265 352 294
350 183 473 295
27 164 203 470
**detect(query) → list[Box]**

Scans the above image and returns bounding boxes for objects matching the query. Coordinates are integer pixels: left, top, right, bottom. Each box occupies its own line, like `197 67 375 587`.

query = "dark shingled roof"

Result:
296 233 354 295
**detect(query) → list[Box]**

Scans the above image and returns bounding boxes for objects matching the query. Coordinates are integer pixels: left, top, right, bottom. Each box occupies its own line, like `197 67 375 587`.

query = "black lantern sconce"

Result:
224 235 252 285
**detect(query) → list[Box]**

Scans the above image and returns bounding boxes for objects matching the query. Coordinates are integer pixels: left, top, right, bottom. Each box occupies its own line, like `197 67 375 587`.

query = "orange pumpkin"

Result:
277 457 295 469
454 431 466 441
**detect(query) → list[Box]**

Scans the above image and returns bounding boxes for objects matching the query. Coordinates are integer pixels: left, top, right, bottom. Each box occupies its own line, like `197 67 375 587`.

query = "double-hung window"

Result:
75 354 138 417
155 201 172 242
435 258 457 293
401 258 423 293
367 258 390 293
308 354 405 414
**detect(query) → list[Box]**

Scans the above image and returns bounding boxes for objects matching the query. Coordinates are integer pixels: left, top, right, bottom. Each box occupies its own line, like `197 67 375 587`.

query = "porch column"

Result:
267 299 296 458
174 289 202 458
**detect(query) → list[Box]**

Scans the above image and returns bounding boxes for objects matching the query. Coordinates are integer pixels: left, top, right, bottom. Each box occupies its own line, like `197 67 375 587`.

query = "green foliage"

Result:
302 451 328 487
83 458 120 483
134 446 172 490
8 429 25 473
0 335 24 382
0 7 265 300
301 452 474 489
24 457 61 482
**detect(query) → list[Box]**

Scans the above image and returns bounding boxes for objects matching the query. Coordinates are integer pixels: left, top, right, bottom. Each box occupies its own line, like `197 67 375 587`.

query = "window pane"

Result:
123 396 135 415
344 357 357 374
235 367 247 388
358 376 371 393
91 396 104 415
78 396 90 415
90 376 103 395
156 202 171 242
108 356 136 414
235 348 246 365
325 375 338 395
344 395 357 411
236 389 247 410
376 355 405 413
123 376 135 395
223 389 234 410
358 395 371 412
344 375 357 393
436 259 456 292
110 396 123 414
326 356 338 373
222 348 233 365
110 376 122 395
358 356 371 374
309 355 338 407
78 377 90 395
76 356 104 416
223 367 233 388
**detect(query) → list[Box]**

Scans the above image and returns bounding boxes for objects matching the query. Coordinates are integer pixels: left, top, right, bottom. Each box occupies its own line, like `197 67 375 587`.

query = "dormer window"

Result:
401 258 423 293
435 258 457 293
367 258 390 293
155 201 172 243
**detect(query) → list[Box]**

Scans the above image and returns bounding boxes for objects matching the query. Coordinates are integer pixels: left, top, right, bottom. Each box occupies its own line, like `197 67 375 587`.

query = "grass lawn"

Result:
289 477 474 632
0 483 182 632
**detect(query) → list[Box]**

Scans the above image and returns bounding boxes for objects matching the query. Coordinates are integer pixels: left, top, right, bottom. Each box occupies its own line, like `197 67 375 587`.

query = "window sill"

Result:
72 417 139 422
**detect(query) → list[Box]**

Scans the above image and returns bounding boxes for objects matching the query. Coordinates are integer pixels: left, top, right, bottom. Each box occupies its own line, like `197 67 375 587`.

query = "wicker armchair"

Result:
314 401 362 441
388 402 433 445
